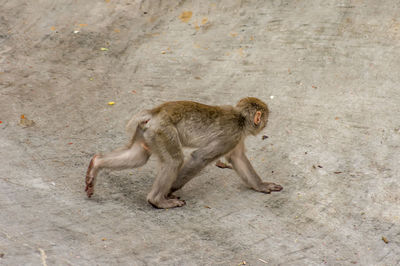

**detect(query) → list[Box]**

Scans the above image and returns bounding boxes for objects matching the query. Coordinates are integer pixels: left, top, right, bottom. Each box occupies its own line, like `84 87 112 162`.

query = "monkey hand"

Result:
257 182 283 194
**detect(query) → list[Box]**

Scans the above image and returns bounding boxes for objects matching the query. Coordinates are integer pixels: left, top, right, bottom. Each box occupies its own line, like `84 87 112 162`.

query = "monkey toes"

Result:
85 184 94 198
167 193 181 200
85 175 95 198
148 198 186 209
258 182 283 194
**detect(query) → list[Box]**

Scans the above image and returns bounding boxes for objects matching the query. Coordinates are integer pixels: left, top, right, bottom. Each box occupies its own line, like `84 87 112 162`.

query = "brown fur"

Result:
85 97 282 209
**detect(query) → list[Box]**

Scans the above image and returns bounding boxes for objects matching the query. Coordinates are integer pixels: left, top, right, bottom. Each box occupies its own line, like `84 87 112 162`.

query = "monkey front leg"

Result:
226 142 283 194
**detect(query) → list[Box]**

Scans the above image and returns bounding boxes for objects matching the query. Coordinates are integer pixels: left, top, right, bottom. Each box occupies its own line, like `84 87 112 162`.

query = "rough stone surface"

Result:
1 0 399 265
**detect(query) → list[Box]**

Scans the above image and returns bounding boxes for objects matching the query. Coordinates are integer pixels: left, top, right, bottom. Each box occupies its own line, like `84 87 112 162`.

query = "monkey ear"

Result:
254 111 262 125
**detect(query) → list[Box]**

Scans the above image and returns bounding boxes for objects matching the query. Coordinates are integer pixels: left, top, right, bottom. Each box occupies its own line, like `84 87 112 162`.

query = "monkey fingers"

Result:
258 182 283 194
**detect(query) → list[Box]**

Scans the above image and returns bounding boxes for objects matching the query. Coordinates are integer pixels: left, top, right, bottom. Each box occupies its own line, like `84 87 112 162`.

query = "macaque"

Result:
85 97 282 208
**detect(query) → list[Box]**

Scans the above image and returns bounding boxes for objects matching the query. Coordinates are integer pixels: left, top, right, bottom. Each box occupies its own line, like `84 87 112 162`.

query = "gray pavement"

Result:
0 0 399 265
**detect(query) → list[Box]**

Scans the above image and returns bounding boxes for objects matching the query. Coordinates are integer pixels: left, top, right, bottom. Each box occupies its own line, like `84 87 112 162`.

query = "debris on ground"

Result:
100 47 109 51
38 248 47 266
382 236 389 244
262 135 269 140
179 11 193 23
334 171 342 174
258 258 268 264
19 115 35 127
215 160 233 169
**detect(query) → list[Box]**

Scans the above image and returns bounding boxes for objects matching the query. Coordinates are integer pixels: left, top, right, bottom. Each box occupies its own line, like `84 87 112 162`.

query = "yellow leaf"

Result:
179 11 193 23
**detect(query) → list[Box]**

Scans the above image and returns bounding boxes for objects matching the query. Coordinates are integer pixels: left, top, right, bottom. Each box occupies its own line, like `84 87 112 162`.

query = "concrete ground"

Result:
1 0 399 265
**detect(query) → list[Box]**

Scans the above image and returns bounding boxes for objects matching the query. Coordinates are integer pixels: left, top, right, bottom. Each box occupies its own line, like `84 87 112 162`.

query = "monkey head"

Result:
236 97 269 136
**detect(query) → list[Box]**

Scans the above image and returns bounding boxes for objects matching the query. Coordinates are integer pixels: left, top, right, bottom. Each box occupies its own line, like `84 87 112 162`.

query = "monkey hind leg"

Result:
146 127 186 209
147 160 186 208
147 158 186 208
85 141 151 198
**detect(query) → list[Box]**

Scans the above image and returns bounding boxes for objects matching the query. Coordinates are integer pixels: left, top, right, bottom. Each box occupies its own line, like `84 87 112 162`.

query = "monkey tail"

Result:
126 110 152 136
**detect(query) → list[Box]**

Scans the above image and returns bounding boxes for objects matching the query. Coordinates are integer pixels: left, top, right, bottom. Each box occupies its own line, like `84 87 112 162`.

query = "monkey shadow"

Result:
90 171 206 211
92 169 155 210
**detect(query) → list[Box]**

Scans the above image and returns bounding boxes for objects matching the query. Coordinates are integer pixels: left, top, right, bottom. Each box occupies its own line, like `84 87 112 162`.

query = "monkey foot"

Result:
148 198 186 209
85 155 98 198
167 193 180 200
257 182 283 194
85 185 94 198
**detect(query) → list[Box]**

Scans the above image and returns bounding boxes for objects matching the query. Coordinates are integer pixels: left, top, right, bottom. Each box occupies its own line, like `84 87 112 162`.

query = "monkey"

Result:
85 97 283 209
